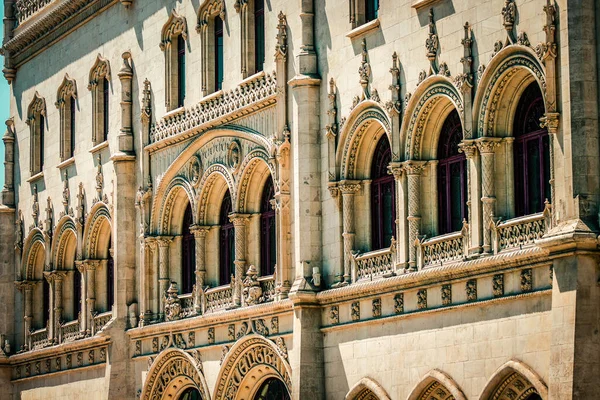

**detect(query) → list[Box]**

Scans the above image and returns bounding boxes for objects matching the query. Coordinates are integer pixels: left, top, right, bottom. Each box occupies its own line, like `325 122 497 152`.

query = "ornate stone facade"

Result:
0 0 598 399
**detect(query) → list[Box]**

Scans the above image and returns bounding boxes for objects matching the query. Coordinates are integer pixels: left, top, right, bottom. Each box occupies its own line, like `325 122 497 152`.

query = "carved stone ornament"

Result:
254 319 269 336
242 265 264 306
351 301 360 321
425 8 439 75
493 274 504 297
330 305 339 324
466 279 477 302
208 327 215 344
188 156 202 186
358 38 371 100
502 0 517 41
164 282 182 322
372 298 381 318
441 284 452 306
394 293 404 314
228 324 235 341
152 337 159 353
237 322 249 339
275 11 288 59
32 185 40 229
95 155 104 203
220 345 230 365
271 317 279 334
135 340 141 356
417 289 427 310
520 269 533 292
227 140 242 172
275 337 288 359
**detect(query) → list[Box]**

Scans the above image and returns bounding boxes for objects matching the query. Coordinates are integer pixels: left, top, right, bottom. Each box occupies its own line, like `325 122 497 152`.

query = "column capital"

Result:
475 137 501 153
156 236 174 247
229 213 250 226
190 225 211 237
43 271 67 282
338 180 361 195
459 140 479 159
402 160 427 175
75 260 100 272
540 112 560 133
15 280 37 291
387 162 404 179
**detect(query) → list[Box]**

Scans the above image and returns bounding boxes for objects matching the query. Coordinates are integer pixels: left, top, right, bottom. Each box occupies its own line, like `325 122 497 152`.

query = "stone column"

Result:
404 161 426 271
156 237 173 321
75 261 88 333
86 261 98 326
229 214 250 307
52 272 66 343
476 138 500 254
338 182 360 283
1 119 15 206
190 226 209 314
389 164 406 270
117 52 134 154
43 272 56 342
460 141 481 255
146 238 159 320
502 137 515 217
541 112 559 220
16 281 35 349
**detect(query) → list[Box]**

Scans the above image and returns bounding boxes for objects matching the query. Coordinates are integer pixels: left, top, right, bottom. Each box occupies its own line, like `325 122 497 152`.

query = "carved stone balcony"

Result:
416 223 469 269
179 293 195 318
58 319 84 344
351 239 397 282
204 284 233 313
491 202 552 254
29 327 50 350
91 311 113 335
14 0 53 24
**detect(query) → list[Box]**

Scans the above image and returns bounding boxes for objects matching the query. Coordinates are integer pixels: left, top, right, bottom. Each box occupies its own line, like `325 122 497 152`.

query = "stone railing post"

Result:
156 237 173 321
404 161 426 271
339 182 360 284
190 225 210 314
16 281 35 350
229 214 250 307
476 138 501 254
459 141 481 255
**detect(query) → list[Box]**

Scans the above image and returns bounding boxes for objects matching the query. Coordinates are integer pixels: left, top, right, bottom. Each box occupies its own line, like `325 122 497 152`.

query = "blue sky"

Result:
0 5 7 190
0 7 10 190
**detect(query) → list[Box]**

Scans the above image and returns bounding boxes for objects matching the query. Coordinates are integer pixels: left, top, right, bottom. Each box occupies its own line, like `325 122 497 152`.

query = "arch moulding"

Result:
22 228 45 280
213 334 292 400
478 358 548 400
406 369 467 400
345 377 392 400
141 348 210 400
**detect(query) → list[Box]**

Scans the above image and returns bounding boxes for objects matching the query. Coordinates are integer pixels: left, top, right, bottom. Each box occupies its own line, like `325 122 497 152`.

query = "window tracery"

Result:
88 55 111 146
27 93 46 176
56 74 78 162
197 0 226 95
161 10 188 111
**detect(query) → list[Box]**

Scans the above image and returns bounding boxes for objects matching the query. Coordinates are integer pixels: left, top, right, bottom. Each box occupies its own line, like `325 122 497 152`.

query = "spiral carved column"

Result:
476 138 500 253
156 237 173 321
389 165 404 269
404 162 426 271
339 182 360 283
230 214 250 307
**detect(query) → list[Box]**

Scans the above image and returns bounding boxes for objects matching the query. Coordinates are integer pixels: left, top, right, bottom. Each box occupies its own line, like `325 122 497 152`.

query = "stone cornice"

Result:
9 335 109 365
3 0 120 69
127 299 293 340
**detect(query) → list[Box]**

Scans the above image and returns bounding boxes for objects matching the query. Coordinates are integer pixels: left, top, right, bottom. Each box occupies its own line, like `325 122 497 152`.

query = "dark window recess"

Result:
437 109 467 234
260 177 276 276
73 268 82 319
254 0 265 73
177 35 186 107
219 191 234 285
70 97 76 156
366 0 379 23
42 278 50 328
371 136 396 250
107 238 114 311
215 16 224 91
181 203 196 293
39 115 45 170
179 388 202 400
514 82 550 216
254 378 291 400
103 78 109 141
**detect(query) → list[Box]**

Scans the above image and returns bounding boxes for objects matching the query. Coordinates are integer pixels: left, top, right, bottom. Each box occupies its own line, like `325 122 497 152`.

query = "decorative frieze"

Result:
330 305 339 325
207 328 215 345
441 284 452 306
520 269 533 292
394 293 404 314
493 274 504 297
417 289 427 310
13 346 108 380
466 279 477 302
351 302 360 321
372 298 381 318
228 324 235 341
271 317 279 335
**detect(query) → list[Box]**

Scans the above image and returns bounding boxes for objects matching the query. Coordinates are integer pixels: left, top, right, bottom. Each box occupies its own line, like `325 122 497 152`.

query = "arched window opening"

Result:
371 135 395 250
254 378 291 400
39 115 45 170
107 237 114 311
73 268 82 320
70 96 76 156
514 82 550 216
526 395 542 400
260 177 276 276
42 278 50 329
177 35 186 107
103 77 110 142
215 16 224 91
181 203 196 293
254 0 265 73
366 0 379 22
437 109 467 235
179 388 202 400
219 191 234 285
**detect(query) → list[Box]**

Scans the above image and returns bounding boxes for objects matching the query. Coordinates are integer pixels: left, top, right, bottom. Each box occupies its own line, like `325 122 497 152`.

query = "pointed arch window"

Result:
219 190 234 285
107 238 114 311
237 0 265 77
437 109 467 234
27 93 46 176
371 136 395 250
56 74 78 161
215 16 224 91
161 10 188 111
514 82 550 216
254 0 265 74
181 203 196 293
198 0 226 96
42 278 50 328
88 55 111 147
260 177 276 276
73 268 82 319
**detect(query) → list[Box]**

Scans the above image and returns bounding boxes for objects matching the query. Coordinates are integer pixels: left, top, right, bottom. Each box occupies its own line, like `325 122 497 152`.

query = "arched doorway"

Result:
254 377 290 400
179 387 202 400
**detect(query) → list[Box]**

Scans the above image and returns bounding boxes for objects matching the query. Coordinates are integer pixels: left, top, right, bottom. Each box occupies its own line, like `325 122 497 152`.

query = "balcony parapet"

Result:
491 202 552 254
416 222 469 269
351 240 397 282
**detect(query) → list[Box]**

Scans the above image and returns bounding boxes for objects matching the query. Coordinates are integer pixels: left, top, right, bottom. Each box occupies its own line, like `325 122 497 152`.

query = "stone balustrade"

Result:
14 0 53 24
59 319 83 344
491 202 552 254
29 327 50 350
416 223 469 269
351 239 396 282
205 285 233 313
258 275 276 302
91 311 112 335
179 293 195 318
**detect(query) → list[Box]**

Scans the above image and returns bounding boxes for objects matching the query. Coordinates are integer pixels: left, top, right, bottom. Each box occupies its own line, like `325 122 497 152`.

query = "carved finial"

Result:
386 52 402 115
502 0 516 44
326 78 337 139
32 185 39 228
425 8 439 75
62 171 70 216
76 182 85 224
142 78 152 121
275 12 288 60
536 0 557 61
44 197 52 233
95 155 104 202
456 22 474 93
358 38 371 100
119 51 133 77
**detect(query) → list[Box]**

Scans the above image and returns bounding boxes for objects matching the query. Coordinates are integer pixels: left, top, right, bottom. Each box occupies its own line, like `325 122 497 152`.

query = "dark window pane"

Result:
73 268 81 319
103 78 109 141
366 0 379 22
260 178 276 276
215 17 224 91
181 203 195 293
107 237 114 311
370 136 395 250
177 35 186 107
40 115 45 170
70 97 76 156
42 278 50 328
220 190 233 285
255 0 265 73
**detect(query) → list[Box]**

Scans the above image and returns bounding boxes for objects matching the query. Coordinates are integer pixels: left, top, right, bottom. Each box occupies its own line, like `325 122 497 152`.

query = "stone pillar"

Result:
43 272 56 342
147 238 159 319
117 52 134 154
460 141 481 255
404 161 426 271
476 138 500 254
52 272 66 343
389 164 406 270
229 214 249 307
1 119 15 206
15 281 34 349
157 237 173 320
75 261 88 333
86 261 97 326
502 137 515 218
190 226 209 314
541 112 559 218
338 182 360 283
